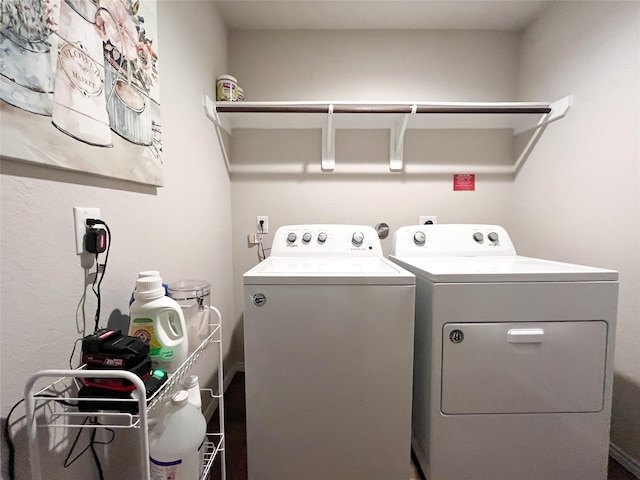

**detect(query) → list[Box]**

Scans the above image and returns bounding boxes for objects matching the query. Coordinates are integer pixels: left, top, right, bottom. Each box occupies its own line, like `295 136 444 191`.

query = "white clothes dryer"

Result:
390 224 618 480
243 225 416 480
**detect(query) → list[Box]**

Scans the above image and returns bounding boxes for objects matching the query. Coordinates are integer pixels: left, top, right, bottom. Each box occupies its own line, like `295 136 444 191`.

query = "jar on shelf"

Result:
216 74 237 101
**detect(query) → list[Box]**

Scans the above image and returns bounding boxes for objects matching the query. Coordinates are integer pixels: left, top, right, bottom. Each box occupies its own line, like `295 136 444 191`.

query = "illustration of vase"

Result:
0 0 60 115
104 56 152 145
51 0 112 147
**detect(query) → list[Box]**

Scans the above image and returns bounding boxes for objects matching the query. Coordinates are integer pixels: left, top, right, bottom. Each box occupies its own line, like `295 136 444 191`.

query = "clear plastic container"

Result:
167 280 211 353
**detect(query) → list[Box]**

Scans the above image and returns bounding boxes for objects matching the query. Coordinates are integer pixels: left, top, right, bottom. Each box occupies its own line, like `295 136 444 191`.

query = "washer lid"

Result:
389 255 617 282
243 256 415 285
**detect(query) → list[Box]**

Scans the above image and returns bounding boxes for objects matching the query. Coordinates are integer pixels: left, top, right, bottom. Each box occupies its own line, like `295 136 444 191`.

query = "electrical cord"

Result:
68 338 83 369
86 219 111 333
257 221 271 261
64 416 114 480
4 395 79 480
4 398 23 480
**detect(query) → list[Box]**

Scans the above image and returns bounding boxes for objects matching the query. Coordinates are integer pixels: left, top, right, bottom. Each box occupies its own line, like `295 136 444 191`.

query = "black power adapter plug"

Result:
85 227 107 254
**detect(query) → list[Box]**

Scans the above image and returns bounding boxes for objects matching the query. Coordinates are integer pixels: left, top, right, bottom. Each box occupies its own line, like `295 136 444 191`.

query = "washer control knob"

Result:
287 232 297 243
302 232 312 243
317 232 327 243
473 232 484 243
352 231 365 246
413 231 426 246
488 232 499 243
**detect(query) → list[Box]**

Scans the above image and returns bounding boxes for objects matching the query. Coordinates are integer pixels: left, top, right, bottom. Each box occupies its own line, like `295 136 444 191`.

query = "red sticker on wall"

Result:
453 174 475 191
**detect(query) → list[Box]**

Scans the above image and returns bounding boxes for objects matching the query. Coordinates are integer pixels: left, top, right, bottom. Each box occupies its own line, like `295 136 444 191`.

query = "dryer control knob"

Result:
302 232 312 243
352 231 365 246
317 232 327 243
287 232 297 243
488 232 499 243
413 231 426 246
473 232 484 243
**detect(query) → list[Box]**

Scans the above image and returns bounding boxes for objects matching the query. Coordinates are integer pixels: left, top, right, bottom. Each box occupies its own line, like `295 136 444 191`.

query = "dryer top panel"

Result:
392 224 516 257
389 255 618 283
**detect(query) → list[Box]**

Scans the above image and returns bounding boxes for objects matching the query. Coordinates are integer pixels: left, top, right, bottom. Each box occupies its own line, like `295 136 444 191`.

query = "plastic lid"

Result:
167 280 211 299
135 276 165 299
171 390 189 406
183 375 199 389
138 270 160 278
217 74 237 82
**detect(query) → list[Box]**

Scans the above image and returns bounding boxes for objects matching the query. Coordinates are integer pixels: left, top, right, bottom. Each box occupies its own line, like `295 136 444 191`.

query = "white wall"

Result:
513 1 640 470
229 30 519 102
0 2 233 478
228 29 521 325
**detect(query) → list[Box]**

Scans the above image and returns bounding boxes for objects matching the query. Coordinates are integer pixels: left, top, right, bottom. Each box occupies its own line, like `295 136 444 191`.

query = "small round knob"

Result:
317 232 327 243
352 231 365 246
473 232 484 243
287 232 297 243
413 231 426 246
488 232 499 243
302 232 312 243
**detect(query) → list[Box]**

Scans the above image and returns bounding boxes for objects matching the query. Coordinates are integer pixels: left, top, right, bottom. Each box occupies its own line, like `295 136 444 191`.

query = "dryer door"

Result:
441 321 607 414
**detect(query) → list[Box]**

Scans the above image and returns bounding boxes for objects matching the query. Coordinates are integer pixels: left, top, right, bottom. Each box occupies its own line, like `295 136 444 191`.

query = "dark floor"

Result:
208 373 637 480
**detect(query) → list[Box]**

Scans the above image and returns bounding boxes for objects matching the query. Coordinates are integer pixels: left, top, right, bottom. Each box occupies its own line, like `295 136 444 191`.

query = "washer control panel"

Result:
392 224 516 257
272 225 383 257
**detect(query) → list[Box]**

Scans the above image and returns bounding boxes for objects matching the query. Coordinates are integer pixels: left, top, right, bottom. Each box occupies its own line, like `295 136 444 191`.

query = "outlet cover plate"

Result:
257 216 269 234
74 207 100 254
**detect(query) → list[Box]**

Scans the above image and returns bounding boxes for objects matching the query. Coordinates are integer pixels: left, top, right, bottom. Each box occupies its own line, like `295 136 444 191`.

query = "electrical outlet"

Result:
256 216 269 234
419 215 437 225
74 207 100 254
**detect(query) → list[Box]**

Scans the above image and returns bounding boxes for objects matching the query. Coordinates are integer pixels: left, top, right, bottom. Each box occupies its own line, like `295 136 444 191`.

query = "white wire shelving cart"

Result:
24 306 226 480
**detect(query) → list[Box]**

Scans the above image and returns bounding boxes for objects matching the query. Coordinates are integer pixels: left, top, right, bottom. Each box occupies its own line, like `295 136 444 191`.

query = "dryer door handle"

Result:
508 328 545 343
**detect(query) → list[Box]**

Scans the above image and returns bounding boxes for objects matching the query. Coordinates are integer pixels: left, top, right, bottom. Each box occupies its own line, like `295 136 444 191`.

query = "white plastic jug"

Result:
129 276 188 373
149 390 207 480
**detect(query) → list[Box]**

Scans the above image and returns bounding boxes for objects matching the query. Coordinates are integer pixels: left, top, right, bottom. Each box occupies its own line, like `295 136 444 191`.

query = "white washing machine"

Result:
390 224 618 480
243 224 416 480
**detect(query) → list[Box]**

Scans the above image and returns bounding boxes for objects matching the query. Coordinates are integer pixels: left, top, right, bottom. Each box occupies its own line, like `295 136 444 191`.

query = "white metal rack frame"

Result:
24 306 226 480
203 95 572 174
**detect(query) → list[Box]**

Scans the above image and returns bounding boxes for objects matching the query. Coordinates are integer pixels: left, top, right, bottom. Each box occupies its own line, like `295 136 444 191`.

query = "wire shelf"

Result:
25 306 226 480
29 323 221 429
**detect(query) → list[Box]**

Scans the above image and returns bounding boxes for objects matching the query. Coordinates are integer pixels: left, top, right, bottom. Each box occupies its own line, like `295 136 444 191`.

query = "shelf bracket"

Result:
546 95 572 126
389 104 416 171
203 94 232 174
322 104 335 171
513 95 572 135
203 94 233 136
513 95 573 173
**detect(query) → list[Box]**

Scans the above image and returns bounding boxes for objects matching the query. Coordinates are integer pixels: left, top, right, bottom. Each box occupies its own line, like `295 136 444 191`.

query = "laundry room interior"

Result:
1 1 639 479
